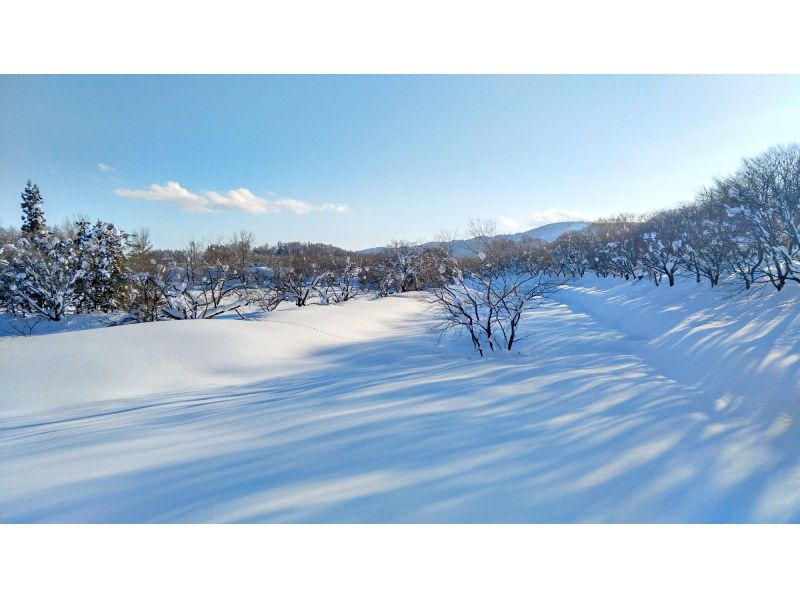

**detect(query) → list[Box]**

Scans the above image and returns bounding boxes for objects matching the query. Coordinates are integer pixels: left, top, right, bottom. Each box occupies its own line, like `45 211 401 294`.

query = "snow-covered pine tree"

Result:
0 183 131 321
74 219 128 312
0 234 83 321
20 180 46 237
0 181 83 320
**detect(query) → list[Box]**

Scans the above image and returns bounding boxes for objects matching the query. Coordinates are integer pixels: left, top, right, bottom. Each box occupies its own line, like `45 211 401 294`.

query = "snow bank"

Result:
558 277 800 420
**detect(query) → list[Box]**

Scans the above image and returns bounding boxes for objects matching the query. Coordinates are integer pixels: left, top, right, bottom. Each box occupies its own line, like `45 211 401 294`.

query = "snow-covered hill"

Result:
1 279 798 522
360 221 588 256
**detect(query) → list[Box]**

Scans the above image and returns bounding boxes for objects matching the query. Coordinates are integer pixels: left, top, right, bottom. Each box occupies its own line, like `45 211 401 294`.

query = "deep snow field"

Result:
1 278 799 522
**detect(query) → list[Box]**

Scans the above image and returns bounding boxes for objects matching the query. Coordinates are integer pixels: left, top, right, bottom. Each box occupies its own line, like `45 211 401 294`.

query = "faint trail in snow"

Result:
260 319 373 341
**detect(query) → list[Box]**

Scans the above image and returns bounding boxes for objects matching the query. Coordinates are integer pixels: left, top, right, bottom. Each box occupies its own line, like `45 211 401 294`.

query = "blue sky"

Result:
1 75 799 249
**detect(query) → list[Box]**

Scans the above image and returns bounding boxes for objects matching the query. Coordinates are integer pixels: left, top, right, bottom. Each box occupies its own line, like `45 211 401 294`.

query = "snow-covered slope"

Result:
558 278 800 411
1 281 799 522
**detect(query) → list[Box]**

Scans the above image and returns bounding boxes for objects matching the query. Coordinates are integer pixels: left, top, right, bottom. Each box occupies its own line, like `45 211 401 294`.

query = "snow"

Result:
1 280 799 522
558 279 800 410
0 312 111 338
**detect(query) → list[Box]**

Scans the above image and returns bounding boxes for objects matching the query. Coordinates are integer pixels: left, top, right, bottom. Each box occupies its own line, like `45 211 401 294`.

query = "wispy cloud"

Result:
115 181 348 215
528 207 595 225
98 163 116 173
319 203 349 213
273 198 314 215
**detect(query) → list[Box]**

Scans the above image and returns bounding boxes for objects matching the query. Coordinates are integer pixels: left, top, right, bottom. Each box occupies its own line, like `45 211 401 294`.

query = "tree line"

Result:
0 183 457 324
1 142 797 353
547 143 800 291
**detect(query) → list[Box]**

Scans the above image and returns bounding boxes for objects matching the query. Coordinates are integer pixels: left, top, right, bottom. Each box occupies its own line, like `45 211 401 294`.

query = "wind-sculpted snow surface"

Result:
1 282 799 522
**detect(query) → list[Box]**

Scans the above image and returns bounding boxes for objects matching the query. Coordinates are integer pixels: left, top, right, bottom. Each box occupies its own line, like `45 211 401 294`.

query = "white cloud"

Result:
498 215 524 232
274 198 314 215
319 203 349 213
115 181 348 215
116 181 216 212
528 207 595 225
98 163 116 172
203 188 274 214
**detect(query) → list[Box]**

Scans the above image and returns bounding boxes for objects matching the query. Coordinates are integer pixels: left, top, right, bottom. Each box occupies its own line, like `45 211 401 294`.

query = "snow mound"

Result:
0 296 426 418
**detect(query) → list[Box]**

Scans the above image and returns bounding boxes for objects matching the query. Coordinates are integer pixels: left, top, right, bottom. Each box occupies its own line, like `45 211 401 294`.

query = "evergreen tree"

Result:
1 184 130 319
20 180 46 237
0 234 83 321
74 219 128 312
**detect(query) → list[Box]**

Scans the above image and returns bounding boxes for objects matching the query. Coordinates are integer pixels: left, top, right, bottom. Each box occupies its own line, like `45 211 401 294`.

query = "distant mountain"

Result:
503 221 588 243
360 221 589 257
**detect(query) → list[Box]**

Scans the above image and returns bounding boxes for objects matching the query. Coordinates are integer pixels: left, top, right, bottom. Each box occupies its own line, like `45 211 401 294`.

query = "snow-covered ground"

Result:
1 279 799 522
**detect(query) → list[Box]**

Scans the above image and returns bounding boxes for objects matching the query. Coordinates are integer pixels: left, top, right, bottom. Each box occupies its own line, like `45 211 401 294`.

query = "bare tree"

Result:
432 228 460 257
181 239 204 284
387 240 422 292
319 256 364 303
427 221 562 355
551 230 591 278
120 228 166 322
229 230 255 281
640 209 686 286
682 194 733 286
724 143 800 290
272 249 331 307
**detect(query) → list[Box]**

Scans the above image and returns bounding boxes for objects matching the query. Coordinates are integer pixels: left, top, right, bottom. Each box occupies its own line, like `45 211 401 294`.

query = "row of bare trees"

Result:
97 231 464 322
546 143 800 291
